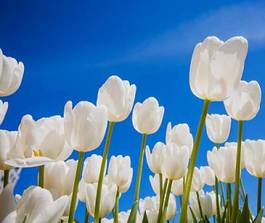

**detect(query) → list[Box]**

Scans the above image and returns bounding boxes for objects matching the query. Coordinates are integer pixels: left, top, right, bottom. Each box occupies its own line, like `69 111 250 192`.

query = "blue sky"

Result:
1 0 265 221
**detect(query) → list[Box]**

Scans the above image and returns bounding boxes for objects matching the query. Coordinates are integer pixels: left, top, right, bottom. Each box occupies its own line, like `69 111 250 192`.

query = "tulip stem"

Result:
232 120 243 222
128 134 147 223
157 179 169 222
257 178 262 215
68 151 84 223
161 179 173 222
227 183 232 221
85 209 89 223
3 169 9 187
179 99 210 222
215 177 221 223
196 191 204 220
114 188 120 223
220 182 225 207
94 122 115 223
38 165 44 188
159 173 163 204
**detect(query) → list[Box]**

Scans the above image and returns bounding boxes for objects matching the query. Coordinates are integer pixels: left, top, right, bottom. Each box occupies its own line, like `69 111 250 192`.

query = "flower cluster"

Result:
0 35 264 223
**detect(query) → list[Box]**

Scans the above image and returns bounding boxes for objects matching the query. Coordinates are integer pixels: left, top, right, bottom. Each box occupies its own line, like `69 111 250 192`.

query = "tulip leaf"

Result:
127 201 138 223
142 211 149 223
253 208 264 223
238 195 250 223
221 203 228 223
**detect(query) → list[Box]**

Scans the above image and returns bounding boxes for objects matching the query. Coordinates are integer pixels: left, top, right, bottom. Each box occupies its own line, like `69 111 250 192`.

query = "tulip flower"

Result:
102 210 142 223
82 155 104 184
224 80 261 121
2 186 68 223
171 177 184 196
85 182 116 218
97 75 136 122
145 142 166 174
0 183 16 222
0 49 24 96
244 139 265 214
0 100 8 125
149 174 165 195
43 160 77 215
166 122 193 154
205 114 231 144
191 166 215 192
139 196 159 222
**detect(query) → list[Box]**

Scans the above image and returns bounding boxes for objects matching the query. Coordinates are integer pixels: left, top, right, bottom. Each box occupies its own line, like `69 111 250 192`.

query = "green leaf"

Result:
142 212 149 223
221 203 228 223
253 208 264 223
127 201 138 223
238 195 250 223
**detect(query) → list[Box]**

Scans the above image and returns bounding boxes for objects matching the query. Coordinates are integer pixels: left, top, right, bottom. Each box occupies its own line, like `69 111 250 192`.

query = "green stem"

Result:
196 191 204 220
38 165 44 188
179 100 210 222
85 209 89 223
161 179 173 222
257 178 262 215
68 151 84 223
114 188 120 223
232 120 243 222
157 179 169 223
227 183 232 221
159 173 163 204
3 169 9 187
240 178 246 201
220 182 225 207
215 177 221 223
94 122 115 223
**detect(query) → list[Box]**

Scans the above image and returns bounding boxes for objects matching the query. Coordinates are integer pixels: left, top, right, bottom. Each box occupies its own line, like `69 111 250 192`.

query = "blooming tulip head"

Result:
85 183 116 218
149 174 165 195
108 155 133 193
207 143 244 183
161 143 190 180
191 166 215 192
166 122 193 154
64 101 108 152
132 97 164 135
244 139 265 178
224 80 261 121
206 114 231 144
6 115 72 168
171 177 184 196
139 196 159 222
0 50 24 96
190 36 248 101
0 130 17 170
146 142 166 174
2 186 68 223
97 75 136 122
0 100 8 125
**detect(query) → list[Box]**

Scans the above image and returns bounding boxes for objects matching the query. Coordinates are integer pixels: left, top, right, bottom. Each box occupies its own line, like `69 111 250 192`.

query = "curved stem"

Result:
196 191 204 220
231 120 243 222
128 134 147 223
85 209 89 223
94 122 115 223
179 100 210 222
215 177 221 223
3 169 9 187
38 165 44 188
161 179 173 222
257 178 262 215
114 188 120 223
68 151 84 223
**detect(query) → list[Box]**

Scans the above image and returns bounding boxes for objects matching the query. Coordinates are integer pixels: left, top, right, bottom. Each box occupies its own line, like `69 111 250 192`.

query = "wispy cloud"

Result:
99 2 265 66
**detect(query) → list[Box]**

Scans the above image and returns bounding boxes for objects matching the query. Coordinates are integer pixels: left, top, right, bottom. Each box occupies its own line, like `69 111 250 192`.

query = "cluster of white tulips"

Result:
0 35 264 223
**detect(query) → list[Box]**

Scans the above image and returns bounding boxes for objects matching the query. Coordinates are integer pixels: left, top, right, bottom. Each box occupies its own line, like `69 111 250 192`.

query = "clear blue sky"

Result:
1 0 265 221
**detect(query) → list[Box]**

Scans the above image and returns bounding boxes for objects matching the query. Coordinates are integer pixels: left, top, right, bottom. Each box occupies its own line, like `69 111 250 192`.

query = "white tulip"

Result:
191 167 205 192
207 143 244 183
132 97 164 135
108 155 133 193
171 177 184 196
0 183 16 222
189 36 248 101
0 100 8 125
205 114 231 144
146 142 166 174
149 174 165 195
6 115 72 168
64 101 108 152
85 183 116 218
139 196 159 222
165 194 177 220
2 186 68 223
0 130 17 170
244 139 265 178
0 50 24 96
102 210 142 223
44 160 77 215
224 80 261 121
161 143 190 180
199 166 215 186
97 75 136 122
166 122 193 154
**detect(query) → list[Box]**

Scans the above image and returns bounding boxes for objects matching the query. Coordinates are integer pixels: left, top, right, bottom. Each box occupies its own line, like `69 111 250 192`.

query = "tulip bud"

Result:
0 49 24 96
146 142 166 174
206 114 231 144
189 36 248 101
108 155 133 193
64 101 108 152
97 75 136 122
224 80 261 121
132 97 164 135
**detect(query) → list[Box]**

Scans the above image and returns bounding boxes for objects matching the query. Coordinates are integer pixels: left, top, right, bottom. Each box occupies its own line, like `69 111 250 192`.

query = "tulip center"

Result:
32 149 43 157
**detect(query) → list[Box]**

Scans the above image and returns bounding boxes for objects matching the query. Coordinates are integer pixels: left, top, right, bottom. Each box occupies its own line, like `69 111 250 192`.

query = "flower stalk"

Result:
161 179 173 222
179 100 210 222
85 209 89 223
3 169 9 187
94 122 115 223
38 165 44 188
196 191 204 220
257 178 262 215
68 151 84 223
114 188 120 223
